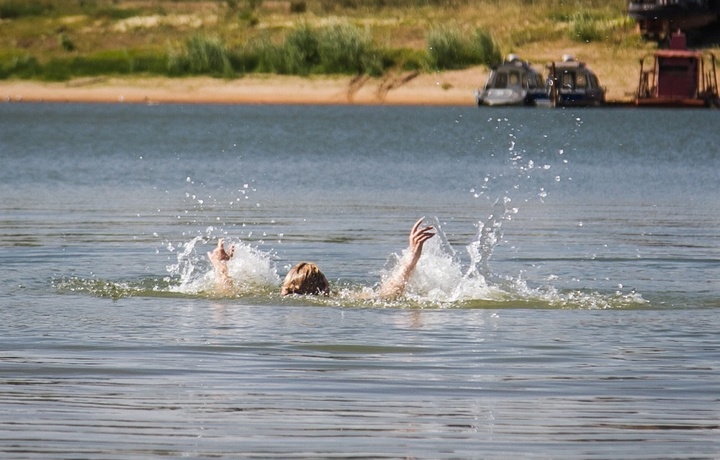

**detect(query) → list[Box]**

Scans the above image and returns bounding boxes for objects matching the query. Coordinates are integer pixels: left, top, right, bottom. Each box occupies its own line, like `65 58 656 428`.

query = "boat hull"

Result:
635 97 714 108
476 88 527 106
475 89 550 107
554 92 605 107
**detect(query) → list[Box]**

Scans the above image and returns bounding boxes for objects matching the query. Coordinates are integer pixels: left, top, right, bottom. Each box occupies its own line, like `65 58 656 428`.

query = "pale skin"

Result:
207 238 235 294
377 218 435 299
208 218 435 298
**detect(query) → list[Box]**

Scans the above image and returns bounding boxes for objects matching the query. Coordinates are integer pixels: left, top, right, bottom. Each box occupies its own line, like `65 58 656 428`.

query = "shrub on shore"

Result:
168 36 235 77
166 23 384 77
248 23 382 75
428 24 501 70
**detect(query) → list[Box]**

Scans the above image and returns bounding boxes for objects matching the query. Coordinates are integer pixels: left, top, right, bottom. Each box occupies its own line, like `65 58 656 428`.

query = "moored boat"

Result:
546 56 606 107
635 30 719 108
474 55 549 107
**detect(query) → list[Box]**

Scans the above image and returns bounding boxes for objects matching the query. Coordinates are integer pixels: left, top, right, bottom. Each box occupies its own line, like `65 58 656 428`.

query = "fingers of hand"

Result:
411 230 434 250
412 218 424 233
416 234 434 246
414 226 434 240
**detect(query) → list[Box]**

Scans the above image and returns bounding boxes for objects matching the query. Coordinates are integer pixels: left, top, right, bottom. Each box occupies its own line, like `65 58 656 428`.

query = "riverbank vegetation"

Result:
0 0 651 81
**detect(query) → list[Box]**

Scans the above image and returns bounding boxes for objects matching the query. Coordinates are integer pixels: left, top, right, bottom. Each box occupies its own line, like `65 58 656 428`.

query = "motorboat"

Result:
546 55 606 107
474 55 549 107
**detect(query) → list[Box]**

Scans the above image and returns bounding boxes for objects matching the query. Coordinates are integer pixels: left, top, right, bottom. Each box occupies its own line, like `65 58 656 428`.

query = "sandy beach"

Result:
0 68 490 106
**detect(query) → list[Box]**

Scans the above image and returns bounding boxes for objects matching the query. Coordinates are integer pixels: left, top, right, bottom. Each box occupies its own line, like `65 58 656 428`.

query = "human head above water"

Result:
281 262 330 296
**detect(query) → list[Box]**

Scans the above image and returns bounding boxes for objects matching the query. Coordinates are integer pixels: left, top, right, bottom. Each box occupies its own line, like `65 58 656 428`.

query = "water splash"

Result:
382 210 646 309
166 236 280 295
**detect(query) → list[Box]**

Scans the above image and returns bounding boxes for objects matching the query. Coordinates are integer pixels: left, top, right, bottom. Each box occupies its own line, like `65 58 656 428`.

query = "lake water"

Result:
1 102 719 458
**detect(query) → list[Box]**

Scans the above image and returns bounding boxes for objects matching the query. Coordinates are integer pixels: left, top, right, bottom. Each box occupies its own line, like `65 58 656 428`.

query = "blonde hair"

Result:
281 262 330 296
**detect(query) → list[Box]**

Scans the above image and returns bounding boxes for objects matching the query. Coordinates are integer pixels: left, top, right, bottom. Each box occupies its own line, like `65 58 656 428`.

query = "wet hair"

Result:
281 262 330 296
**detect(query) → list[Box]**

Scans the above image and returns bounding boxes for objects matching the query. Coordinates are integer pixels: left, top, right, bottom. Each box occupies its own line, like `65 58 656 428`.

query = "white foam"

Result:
168 237 280 295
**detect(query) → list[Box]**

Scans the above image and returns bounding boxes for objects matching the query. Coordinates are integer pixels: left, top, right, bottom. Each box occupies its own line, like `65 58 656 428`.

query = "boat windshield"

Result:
523 73 544 89
588 74 599 89
491 68 543 89
576 72 587 89
491 71 519 88
498 73 508 88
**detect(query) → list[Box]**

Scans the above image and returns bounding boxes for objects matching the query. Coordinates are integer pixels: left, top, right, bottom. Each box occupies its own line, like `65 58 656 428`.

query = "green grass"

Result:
428 24 502 69
0 53 41 79
245 23 381 75
167 24 384 78
170 35 235 77
7 50 168 81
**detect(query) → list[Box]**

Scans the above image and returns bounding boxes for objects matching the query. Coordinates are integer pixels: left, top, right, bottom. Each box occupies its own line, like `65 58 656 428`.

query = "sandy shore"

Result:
0 68 489 106
1 63 638 106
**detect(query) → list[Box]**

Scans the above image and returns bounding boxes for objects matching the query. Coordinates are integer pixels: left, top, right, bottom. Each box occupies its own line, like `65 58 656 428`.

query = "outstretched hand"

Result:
409 218 435 259
207 239 235 293
377 218 435 299
211 238 235 262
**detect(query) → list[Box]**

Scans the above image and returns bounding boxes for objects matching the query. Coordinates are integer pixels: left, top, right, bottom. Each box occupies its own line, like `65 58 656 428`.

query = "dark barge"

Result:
628 0 720 42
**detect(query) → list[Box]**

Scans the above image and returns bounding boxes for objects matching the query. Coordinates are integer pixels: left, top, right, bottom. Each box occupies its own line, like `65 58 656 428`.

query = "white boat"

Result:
475 55 548 107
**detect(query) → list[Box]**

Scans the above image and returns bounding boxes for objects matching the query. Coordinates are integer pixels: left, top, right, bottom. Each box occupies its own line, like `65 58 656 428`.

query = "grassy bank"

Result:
0 0 647 82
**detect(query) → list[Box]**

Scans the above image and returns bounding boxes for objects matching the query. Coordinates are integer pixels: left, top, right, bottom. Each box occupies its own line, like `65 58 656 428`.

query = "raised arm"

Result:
207 238 235 293
378 218 435 299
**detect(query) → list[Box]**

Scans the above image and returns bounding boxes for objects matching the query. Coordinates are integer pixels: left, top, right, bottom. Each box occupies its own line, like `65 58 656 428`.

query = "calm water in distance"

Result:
0 102 719 458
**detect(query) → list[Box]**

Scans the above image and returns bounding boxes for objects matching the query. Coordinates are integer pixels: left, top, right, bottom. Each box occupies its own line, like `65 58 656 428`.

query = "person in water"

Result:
208 218 435 299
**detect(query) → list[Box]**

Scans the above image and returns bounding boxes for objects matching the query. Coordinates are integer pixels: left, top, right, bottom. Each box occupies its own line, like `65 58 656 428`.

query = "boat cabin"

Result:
636 31 719 107
475 55 548 107
546 56 606 107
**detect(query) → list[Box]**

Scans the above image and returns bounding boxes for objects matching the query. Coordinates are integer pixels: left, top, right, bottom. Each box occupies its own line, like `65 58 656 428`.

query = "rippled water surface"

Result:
1 103 719 458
